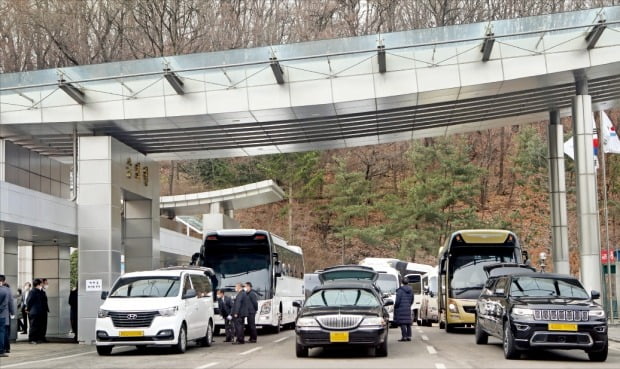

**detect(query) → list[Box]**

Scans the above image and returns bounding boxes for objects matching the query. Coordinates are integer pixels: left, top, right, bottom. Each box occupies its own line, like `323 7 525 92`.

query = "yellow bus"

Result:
437 229 526 333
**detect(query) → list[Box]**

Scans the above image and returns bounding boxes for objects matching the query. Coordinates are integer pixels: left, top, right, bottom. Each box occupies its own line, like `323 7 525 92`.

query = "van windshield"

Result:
376 274 399 294
110 276 180 298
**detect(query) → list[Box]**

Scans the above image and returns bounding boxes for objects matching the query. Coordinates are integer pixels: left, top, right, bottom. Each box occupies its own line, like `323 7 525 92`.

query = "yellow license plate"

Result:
119 330 144 337
548 323 577 331
329 331 349 343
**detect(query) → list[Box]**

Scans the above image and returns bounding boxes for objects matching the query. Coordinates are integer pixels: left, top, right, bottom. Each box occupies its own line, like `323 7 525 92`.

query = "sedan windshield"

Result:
305 289 380 308
510 277 589 299
110 277 180 298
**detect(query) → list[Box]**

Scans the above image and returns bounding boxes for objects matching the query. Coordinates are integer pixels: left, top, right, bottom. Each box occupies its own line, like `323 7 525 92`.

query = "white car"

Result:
95 266 215 355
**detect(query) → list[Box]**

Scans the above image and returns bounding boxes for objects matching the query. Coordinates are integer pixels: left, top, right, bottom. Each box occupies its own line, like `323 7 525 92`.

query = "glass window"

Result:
376 274 399 294
510 277 589 298
183 275 192 295
110 276 180 298
190 274 212 298
305 289 380 308
493 277 508 296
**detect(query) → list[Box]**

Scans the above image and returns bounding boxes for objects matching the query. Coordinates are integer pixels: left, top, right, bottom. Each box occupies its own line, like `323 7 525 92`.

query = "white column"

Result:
0 237 18 287
572 92 603 293
547 110 570 274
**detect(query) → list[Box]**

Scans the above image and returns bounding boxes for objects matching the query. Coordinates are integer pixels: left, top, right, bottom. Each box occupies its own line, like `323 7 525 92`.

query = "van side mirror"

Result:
591 290 601 300
183 289 197 299
292 300 302 308
383 300 394 307
100 291 108 300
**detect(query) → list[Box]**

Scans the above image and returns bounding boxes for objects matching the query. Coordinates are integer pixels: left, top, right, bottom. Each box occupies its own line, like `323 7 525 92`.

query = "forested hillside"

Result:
2 0 620 272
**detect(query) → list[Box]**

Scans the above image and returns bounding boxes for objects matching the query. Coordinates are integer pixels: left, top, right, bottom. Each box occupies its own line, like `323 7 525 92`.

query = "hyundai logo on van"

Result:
127 314 138 320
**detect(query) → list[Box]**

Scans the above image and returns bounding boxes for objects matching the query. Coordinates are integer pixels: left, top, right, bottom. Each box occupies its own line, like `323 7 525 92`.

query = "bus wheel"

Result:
445 324 456 333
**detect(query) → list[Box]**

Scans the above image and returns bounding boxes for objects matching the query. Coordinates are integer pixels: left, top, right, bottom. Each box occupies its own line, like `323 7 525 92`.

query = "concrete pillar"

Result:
547 110 570 275
0 237 19 288
124 198 158 272
18 242 33 288
572 84 603 293
0 139 6 181
77 136 159 344
32 245 71 336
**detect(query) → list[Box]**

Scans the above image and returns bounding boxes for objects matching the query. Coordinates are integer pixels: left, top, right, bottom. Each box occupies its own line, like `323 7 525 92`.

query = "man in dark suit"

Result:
68 287 78 343
245 282 259 343
26 278 48 344
216 289 234 342
231 283 249 344
0 274 13 357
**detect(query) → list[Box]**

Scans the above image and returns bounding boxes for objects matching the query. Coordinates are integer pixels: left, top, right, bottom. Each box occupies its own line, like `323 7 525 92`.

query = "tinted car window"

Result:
510 277 589 298
110 277 180 298
190 274 212 298
306 289 380 307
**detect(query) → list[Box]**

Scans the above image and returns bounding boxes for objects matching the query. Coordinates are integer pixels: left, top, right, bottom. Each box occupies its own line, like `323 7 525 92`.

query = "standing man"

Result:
216 289 234 342
0 275 14 357
26 278 46 344
40 278 49 342
244 282 259 343
68 287 78 343
394 277 414 341
0 278 14 354
231 283 249 344
21 282 31 334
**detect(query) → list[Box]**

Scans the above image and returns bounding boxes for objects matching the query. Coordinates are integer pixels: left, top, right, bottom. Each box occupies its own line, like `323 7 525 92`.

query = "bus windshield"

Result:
376 274 399 294
449 246 517 299
202 236 271 298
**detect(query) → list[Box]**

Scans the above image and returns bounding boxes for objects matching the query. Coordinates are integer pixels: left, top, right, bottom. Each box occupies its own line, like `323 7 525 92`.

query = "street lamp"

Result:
539 252 547 273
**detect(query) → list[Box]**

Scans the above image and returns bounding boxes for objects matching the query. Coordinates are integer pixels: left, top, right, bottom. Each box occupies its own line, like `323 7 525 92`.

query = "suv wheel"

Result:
475 319 488 345
295 342 308 357
174 324 187 354
96 345 113 356
503 321 519 359
587 341 608 362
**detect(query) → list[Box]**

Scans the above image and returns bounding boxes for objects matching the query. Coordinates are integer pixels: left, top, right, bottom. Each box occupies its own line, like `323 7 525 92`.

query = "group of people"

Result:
216 282 259 344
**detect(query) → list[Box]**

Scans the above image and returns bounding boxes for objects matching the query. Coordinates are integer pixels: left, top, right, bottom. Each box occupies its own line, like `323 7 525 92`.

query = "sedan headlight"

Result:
158 306 178 317
590 308 606 319
511 307 533 319
360 317 386 327
296 317 319 327
97 309 109 318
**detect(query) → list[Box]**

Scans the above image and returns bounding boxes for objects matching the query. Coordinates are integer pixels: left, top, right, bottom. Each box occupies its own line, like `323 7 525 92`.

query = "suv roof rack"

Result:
158 265 215 276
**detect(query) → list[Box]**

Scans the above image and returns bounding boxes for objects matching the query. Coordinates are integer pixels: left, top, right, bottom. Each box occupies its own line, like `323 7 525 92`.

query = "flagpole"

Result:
600 111 614 323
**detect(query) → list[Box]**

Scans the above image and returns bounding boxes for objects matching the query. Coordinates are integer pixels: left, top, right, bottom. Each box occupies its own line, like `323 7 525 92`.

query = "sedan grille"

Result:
316 315 363 330
533 309 588 322
109 311 158 328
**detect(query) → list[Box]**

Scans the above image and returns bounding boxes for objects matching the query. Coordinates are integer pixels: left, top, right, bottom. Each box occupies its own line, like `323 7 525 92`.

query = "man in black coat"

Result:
394 278 414 341
26 278 48 344
245 282 259 343
68 287 78 342
231 283 249 344
216 289 234 342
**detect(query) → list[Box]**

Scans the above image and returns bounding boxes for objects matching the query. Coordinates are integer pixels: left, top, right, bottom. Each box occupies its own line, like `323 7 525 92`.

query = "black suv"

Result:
475 272 608 361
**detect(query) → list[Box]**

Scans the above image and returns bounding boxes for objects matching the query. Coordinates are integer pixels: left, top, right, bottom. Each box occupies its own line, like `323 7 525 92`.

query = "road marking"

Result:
273 336 290 343
421 335 429 341
426 345 437 354
435 363 446 369
1 351 94 368
195 362 219 369
240 346 263 355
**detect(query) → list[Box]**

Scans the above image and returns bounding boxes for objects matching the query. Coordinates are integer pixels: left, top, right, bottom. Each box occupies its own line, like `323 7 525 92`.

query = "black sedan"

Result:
294 280 392 357
475 272 608 361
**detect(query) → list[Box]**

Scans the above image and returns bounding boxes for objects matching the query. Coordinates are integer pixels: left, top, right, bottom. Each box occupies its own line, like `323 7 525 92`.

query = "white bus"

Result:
196 229 304 334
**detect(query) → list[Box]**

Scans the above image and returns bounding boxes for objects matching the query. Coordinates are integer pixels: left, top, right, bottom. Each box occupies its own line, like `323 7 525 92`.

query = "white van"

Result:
95 266 216 355
417 267 439 326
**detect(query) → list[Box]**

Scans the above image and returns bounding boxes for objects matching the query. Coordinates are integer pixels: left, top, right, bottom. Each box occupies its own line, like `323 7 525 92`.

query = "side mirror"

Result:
382 293 390 299
292 300 302 308
591 290 601 300
100 291 108 300
383 300 394 307
493 288 505 296
183 289 197 299
423 286 430 295
274 261 282 278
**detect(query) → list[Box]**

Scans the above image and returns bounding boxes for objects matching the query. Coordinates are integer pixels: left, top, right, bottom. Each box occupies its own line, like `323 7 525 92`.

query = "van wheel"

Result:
296 342 308 357
96 345 113 356
174 324 187 354
426 320 433 327
200 321 213 347
587 342 608 362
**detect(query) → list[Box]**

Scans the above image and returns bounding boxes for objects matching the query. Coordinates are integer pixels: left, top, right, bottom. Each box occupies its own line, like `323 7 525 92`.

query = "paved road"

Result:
1 324 619 369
